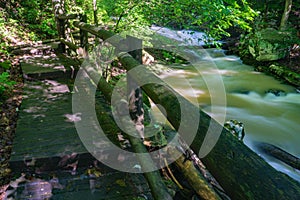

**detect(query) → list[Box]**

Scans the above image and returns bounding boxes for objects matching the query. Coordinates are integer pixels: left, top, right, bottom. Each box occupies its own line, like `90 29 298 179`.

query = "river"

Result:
150 26 300 182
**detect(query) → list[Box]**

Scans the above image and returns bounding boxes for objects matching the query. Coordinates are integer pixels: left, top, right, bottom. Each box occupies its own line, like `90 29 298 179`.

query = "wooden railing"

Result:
53 10 300 200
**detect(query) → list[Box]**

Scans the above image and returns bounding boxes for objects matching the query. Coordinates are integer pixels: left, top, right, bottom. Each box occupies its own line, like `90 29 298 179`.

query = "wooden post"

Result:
93 0 98 26
52 0 66 53
125 35 145 140
58 18 66 53
79 14 88 53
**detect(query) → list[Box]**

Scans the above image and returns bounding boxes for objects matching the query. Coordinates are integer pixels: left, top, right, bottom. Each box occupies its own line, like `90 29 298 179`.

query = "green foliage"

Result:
248 0 300 31
2 0 58 40
71 0 110 25
239 26 300 61
0 42 9 56
0 72 16 98
0 61 11 70
2 0 260 47
0 60 15 99
29 18 57 38
270 64 300 78
161 50 187 64
149 126 168 147
73 0 254 42
146 0 257 40
3 0 255 44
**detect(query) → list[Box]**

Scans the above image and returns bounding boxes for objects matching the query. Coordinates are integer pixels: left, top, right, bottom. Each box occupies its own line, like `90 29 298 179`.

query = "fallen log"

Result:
168 147 222 200
72 22 300 199
257 142 300 170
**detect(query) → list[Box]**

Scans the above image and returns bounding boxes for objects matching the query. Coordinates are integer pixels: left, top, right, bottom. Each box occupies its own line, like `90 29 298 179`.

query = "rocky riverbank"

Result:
224 30 300 88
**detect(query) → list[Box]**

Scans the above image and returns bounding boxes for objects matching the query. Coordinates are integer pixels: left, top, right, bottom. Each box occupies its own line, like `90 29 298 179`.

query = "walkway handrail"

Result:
117 51 300 200
59 20 300 199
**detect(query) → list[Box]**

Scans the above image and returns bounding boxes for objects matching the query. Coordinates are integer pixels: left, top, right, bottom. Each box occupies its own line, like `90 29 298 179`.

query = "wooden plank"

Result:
20 56 78 79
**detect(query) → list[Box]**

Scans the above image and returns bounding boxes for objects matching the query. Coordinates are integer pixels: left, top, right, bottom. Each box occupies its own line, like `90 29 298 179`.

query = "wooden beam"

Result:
60 38 79 52
71 22 300 199
117 52 300 200
52 0 66 53
57 14 79 20
81 70 172 200
168 147 222 200
73 21 119 44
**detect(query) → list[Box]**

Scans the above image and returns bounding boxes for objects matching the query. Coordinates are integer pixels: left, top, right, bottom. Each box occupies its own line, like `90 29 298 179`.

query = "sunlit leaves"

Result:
68 0 257 40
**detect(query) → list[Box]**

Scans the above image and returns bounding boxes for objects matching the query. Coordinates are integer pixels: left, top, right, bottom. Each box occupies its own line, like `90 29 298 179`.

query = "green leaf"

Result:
0 61 11 70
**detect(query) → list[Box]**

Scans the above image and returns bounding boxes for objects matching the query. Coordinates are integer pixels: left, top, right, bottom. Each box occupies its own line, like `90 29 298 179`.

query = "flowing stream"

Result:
151 26 300 182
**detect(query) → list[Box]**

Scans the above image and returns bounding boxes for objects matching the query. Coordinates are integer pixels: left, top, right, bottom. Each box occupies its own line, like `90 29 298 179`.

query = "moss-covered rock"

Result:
269 64 300 86
247 28 291 61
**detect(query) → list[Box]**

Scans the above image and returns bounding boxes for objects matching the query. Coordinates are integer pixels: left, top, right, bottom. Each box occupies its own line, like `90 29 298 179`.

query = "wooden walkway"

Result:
8 46 152 199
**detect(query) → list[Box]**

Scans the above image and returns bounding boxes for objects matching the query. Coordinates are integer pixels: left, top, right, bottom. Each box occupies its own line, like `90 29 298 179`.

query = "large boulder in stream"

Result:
247 28 291 61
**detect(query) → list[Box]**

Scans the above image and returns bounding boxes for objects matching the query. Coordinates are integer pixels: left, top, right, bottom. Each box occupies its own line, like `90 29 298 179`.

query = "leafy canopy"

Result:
72 0 257 40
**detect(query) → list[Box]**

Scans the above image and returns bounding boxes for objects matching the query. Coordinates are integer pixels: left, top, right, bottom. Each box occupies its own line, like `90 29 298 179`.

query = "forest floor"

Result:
1 37 300 199
0 53 23 198
278 47 300 74
283 50 300 74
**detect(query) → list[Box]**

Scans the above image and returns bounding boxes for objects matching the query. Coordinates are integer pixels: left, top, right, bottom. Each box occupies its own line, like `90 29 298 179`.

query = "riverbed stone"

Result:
265 89 286 96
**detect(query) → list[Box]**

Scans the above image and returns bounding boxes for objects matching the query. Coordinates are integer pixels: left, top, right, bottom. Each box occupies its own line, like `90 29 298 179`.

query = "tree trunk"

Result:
279 0 293 31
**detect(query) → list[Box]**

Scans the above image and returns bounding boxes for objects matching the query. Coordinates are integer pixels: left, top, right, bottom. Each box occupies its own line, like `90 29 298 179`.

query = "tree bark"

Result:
279 0 293 31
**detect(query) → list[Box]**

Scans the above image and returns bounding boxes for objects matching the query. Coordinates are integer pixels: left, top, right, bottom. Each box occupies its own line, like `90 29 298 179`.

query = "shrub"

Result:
0 72 16 99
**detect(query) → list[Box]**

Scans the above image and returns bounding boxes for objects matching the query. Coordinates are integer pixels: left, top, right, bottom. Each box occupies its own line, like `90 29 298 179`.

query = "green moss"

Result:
269 64 300 86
